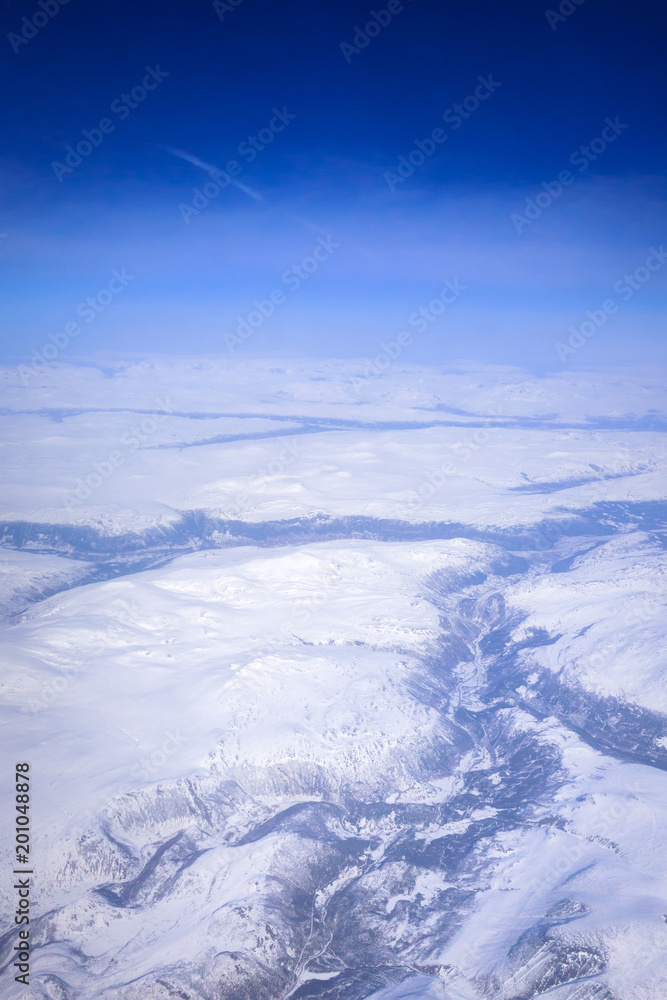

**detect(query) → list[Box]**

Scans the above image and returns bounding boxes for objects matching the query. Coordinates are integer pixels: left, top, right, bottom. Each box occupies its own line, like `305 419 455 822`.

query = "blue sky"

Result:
1 0 666 370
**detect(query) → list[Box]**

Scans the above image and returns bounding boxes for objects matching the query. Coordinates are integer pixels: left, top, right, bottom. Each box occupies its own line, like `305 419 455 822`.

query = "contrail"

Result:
163 144 330 236
163 145 263 202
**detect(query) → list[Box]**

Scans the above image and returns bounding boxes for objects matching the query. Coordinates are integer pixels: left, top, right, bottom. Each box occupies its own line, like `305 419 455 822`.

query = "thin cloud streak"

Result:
162 144 264 202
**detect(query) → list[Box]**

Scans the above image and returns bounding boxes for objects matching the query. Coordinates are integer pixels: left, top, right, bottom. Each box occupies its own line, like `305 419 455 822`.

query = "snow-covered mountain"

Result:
1 359 666 1000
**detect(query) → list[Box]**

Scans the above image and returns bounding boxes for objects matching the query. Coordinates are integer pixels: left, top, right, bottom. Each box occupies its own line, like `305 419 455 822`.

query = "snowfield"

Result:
1 358 666 1000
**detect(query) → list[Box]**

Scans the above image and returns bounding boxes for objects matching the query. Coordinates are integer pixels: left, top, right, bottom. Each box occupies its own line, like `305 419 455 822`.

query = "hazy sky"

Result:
2 0 666 371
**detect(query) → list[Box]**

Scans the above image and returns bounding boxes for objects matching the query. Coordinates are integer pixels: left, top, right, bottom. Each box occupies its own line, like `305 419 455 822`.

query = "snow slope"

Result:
0 359 666 1000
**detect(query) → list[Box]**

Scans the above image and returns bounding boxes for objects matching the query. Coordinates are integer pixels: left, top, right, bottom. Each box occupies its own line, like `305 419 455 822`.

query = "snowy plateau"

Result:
0 358 666 1000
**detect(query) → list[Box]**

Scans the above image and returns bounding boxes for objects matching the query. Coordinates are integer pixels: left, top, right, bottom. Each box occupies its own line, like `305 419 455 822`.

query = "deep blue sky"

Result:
2 0 666 370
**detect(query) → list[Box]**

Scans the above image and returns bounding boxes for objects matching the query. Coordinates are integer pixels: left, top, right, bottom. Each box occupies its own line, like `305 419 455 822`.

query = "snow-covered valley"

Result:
0 360 666 999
